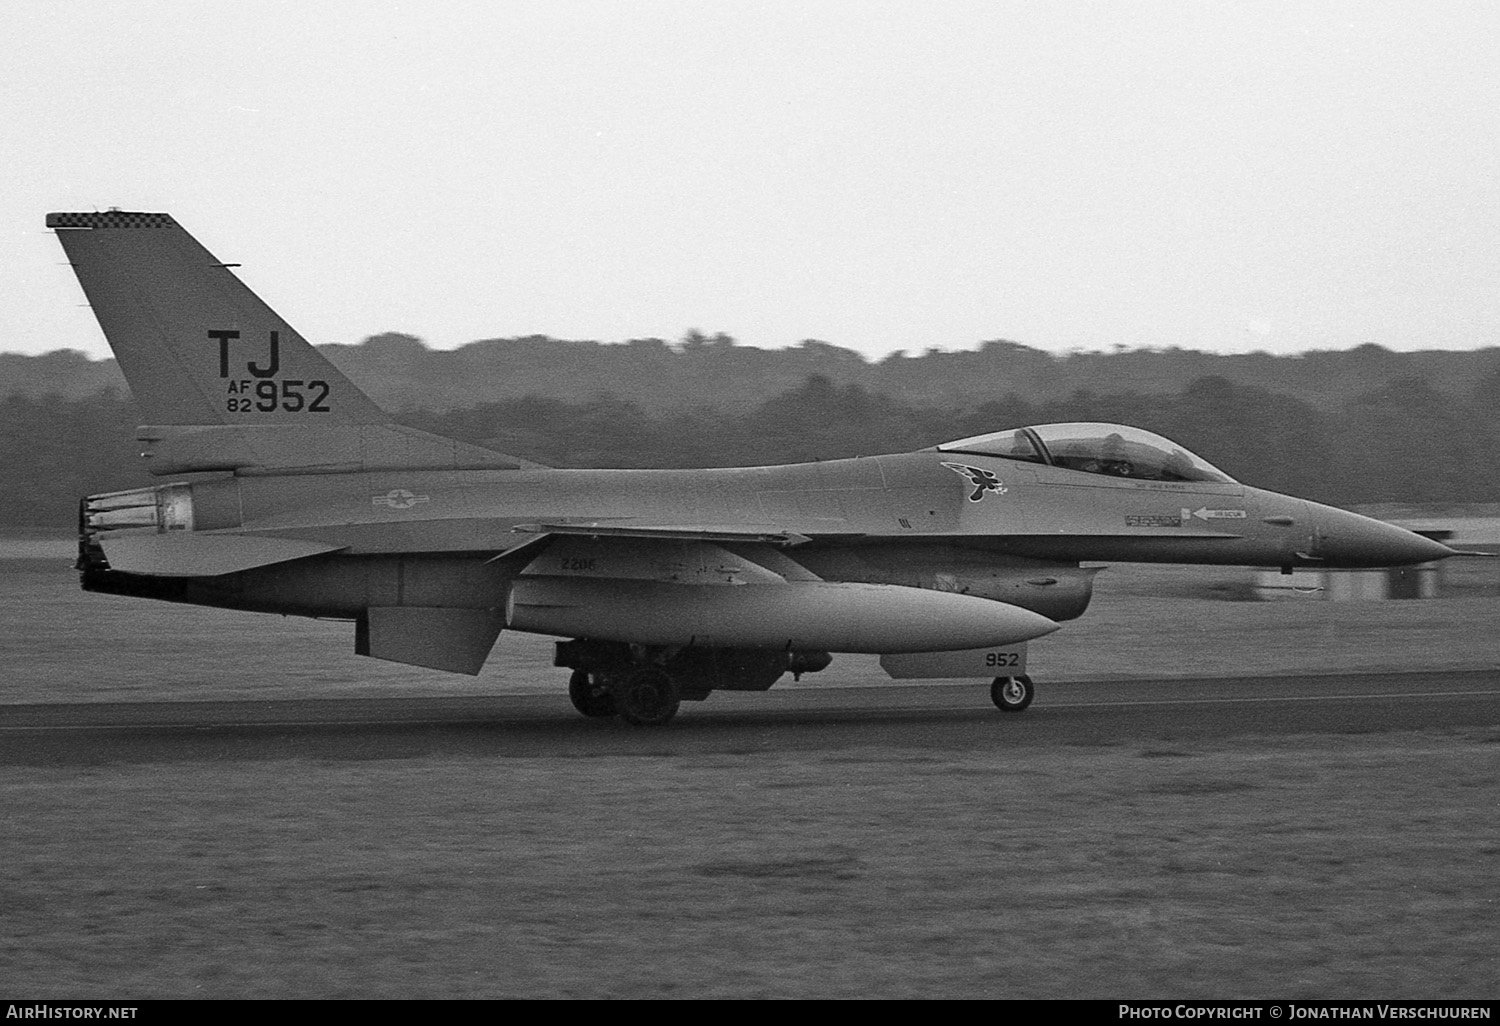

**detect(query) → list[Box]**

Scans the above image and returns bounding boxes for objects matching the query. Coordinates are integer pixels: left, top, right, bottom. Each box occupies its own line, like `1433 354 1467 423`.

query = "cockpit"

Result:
934 423 1236 484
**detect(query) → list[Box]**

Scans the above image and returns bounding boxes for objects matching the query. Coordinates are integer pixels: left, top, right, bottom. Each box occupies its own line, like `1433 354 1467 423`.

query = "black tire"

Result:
991 674 1034 713
568 669 617 718
614 667 681 726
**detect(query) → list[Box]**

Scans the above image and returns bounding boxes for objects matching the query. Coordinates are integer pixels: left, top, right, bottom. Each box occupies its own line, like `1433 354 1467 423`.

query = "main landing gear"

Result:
556 639 826 727
612 666 682 727
565 664 684 726
990 674 1034 713
567 669 617 719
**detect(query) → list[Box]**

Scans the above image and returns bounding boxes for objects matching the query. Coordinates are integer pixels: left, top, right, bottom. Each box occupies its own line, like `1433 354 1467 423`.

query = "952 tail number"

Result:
225 378 331 413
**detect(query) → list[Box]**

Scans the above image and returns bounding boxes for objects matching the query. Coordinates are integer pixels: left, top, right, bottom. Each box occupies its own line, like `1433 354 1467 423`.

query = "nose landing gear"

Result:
990 674 1034 712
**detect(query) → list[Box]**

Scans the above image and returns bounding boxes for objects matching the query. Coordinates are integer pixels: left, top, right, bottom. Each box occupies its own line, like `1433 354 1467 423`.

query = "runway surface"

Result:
3 670 1498 765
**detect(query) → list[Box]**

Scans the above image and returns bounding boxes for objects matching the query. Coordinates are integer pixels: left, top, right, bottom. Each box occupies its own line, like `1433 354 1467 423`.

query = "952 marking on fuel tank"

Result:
879 644 1028 680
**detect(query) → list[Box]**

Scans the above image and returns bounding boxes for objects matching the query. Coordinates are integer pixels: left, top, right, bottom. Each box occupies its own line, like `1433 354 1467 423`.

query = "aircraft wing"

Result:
511 521 830 546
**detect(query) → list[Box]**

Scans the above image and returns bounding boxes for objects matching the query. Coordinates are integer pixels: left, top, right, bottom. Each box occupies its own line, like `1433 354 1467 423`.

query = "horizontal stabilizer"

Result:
100 532 343 576
357 607 504 675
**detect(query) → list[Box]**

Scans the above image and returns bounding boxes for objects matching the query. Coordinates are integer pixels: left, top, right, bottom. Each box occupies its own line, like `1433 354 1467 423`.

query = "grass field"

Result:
4 731 1498 998
3 542 1499 998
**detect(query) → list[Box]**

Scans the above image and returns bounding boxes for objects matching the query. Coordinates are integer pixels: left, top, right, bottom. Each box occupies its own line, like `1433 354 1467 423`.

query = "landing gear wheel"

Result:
614 667 681 727
568 669 617 718
991 674 1034 713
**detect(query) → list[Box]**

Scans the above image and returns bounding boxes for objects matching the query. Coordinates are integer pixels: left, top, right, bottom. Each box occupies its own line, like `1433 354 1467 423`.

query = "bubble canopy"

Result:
934 423 1236 484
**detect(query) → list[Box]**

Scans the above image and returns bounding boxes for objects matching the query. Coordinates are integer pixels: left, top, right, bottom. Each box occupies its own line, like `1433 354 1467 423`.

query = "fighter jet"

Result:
49 211 1454 724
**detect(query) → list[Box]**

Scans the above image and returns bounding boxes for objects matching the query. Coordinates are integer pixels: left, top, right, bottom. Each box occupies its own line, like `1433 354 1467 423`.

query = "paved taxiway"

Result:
2 671 1498 765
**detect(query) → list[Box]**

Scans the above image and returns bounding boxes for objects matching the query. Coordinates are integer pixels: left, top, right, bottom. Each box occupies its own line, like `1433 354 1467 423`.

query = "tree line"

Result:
3 370 1497 529
7 331 1500 414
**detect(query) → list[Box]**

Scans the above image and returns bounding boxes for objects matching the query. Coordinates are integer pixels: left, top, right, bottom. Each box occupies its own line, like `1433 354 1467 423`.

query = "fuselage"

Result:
80 447 1452 630
172 448 1448 565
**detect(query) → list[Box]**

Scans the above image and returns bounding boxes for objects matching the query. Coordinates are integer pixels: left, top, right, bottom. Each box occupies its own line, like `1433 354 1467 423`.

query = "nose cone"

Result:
1312 507 1455 567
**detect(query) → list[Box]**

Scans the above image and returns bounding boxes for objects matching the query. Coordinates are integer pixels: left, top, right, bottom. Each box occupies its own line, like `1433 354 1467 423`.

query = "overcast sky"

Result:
6 1 1499 362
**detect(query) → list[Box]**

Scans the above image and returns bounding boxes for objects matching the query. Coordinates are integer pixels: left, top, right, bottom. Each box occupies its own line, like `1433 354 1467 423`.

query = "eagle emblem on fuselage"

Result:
941 462 1007 502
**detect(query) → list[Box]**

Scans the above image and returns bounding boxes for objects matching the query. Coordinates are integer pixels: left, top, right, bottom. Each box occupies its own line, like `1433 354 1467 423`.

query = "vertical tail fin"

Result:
48 211 389 426
49 211 540 474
